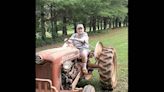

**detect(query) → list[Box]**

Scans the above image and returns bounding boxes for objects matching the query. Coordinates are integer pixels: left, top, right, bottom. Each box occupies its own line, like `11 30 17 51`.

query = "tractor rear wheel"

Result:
98 47 117 90
82 85 95 92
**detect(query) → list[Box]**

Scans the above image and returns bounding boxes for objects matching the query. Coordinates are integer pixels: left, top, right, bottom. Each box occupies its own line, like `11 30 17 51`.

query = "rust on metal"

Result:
36 62 52 79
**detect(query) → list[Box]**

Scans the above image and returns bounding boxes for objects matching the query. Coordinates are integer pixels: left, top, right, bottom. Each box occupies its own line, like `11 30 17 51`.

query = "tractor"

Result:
35 39 117 92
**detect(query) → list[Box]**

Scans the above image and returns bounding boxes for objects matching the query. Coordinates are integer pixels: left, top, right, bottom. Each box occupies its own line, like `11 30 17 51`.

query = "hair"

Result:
75 23 86 33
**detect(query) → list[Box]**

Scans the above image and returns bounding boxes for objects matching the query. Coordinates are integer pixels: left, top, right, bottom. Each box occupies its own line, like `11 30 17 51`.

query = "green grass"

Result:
36 27 128 92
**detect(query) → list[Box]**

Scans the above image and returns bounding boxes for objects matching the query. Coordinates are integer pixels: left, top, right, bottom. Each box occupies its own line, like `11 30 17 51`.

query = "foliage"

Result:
36 0 128 45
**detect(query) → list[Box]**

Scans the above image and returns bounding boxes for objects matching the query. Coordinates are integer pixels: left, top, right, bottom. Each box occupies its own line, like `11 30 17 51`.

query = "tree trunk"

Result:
51 20 55 39
92 16 96 32
73 18 77 33
112 18 115 29
50 5 55 40
115 17 118 28
54 17 58 36
119 21 121 27
74 22 76 33
97 17 100 31
82 18 87 32
108 19 111 29
100 17 103 30
40 5 46 40
89 17 92 32
103 17 107 29
62 15 67 36
126 16 128 26
123 19 126 27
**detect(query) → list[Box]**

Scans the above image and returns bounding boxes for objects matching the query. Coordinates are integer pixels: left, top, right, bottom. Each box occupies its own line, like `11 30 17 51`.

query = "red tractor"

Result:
35 40 117 92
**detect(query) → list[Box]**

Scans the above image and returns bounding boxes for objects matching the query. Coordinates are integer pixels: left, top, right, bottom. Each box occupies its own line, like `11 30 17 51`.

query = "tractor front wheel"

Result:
98 47 117 90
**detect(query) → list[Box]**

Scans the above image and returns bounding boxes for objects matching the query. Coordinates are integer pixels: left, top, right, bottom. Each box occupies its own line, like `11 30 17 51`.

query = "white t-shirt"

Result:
70 32 89 49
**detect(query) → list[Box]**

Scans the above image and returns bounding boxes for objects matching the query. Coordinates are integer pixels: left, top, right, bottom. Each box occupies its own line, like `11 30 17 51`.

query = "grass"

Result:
36 27 128 92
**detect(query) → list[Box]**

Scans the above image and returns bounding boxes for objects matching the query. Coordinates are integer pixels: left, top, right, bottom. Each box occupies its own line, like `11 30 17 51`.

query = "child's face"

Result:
76 27 84 35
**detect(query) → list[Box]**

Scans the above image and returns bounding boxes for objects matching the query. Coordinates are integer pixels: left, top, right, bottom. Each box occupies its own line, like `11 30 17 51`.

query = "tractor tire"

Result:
98 47 117 90
82 85 95 92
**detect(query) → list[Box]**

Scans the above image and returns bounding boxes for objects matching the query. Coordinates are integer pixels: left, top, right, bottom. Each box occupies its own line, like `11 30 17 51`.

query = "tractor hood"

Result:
36 47 80 64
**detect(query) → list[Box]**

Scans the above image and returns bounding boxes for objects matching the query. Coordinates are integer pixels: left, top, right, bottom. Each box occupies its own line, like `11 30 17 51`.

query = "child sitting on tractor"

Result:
68 24 90 74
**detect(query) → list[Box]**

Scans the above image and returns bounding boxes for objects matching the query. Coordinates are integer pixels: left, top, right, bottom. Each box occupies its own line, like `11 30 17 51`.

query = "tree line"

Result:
36 0 128 47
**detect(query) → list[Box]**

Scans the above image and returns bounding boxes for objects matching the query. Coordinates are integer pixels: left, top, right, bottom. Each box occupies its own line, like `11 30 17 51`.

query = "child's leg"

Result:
80 49 89 74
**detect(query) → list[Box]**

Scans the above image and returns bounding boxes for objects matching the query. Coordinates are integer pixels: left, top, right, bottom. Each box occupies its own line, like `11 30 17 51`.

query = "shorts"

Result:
79 48 90 53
